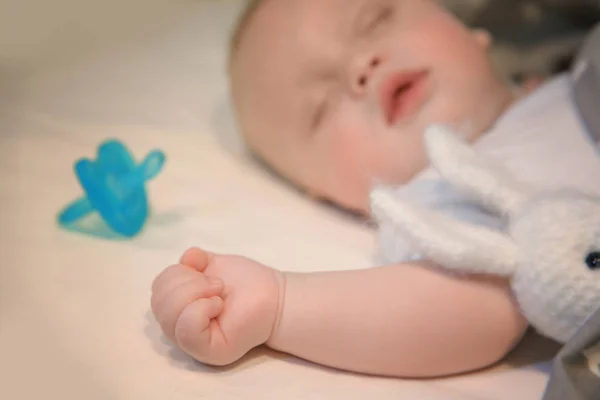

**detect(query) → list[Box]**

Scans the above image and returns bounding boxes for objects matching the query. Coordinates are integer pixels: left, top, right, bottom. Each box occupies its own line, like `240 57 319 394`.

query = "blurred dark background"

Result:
443 0 600 83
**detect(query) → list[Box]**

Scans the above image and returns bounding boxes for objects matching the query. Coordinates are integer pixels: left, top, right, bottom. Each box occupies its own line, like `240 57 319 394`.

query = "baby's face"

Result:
231 0 515 213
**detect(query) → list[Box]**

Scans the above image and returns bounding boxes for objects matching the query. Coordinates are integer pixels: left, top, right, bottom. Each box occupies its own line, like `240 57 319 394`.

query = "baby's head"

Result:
228 0 517 213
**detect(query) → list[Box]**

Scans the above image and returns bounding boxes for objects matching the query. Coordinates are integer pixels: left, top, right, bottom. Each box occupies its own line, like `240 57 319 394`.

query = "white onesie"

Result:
377 73 600 265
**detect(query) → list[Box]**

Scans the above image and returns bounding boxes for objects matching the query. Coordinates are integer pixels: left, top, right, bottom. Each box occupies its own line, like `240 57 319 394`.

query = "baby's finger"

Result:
155 278 224 342
151 267 204 313
175 297 225 362
152 264 198 295
179 247 214 272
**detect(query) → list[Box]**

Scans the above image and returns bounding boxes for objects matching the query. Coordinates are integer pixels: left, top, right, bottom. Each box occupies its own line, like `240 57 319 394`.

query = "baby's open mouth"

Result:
379 69 430 126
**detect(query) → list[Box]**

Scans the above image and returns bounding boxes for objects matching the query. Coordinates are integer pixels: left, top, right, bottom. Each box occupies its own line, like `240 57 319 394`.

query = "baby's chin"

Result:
314 188 374 219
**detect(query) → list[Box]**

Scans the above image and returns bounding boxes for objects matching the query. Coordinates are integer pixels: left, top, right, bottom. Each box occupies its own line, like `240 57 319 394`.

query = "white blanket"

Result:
0 1 560 398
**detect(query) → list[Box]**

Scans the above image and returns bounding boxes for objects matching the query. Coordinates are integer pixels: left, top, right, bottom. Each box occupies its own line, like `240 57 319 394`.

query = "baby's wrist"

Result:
266 269 287 347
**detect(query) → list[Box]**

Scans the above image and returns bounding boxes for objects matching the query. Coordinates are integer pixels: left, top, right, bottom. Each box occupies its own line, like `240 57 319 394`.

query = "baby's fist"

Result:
151 248 282 366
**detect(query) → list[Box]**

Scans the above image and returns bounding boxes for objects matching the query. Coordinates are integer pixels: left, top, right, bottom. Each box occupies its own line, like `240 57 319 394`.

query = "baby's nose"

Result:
349 54 381 96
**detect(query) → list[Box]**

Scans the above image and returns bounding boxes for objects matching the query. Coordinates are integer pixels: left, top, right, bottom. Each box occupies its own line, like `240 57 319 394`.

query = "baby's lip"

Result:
378 69 431 126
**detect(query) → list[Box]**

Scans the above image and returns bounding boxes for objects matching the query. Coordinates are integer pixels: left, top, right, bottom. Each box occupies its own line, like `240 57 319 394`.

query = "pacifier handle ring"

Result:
57 197 94 225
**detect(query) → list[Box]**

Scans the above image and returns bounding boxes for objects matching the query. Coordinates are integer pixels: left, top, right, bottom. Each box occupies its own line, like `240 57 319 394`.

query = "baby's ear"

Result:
472 29 492 50
424 125 530 217
370 185 518 277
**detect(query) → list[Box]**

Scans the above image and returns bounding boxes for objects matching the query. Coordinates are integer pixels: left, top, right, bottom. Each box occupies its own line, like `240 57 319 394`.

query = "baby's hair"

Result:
228 0 266 68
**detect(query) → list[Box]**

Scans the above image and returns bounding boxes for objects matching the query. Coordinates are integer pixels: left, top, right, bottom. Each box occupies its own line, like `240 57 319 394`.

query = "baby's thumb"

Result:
180 247 213 272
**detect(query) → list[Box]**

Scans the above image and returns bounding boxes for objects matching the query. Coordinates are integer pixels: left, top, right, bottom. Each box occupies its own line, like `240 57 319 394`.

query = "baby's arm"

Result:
267 260 528 378
151 248 528 378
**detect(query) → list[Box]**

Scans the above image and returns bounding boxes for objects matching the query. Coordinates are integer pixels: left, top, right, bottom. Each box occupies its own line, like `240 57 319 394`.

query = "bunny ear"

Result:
370 185 518 276
424 125 530 217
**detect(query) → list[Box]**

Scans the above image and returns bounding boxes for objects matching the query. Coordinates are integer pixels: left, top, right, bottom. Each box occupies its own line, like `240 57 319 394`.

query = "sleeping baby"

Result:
150 0 600 378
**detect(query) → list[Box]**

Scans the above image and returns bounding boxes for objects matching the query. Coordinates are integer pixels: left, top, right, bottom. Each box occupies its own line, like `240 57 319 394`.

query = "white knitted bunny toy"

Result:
370 125 600 344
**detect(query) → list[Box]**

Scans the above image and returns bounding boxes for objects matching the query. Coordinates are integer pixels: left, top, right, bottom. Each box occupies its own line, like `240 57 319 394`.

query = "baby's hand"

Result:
151 247 282 366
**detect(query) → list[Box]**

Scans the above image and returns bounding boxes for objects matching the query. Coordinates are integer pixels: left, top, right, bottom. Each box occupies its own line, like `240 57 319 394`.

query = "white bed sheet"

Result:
0 1 560 398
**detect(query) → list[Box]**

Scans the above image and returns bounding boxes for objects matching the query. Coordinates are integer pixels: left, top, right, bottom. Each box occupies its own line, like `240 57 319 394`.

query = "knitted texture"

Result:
370 125 600 343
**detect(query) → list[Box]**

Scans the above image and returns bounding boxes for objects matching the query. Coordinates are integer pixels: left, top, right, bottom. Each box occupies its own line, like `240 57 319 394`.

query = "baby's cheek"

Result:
411 11 489 72
325 125 378 208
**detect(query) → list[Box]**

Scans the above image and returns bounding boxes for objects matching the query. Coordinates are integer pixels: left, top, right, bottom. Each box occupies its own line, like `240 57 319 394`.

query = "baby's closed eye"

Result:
356 0 397 37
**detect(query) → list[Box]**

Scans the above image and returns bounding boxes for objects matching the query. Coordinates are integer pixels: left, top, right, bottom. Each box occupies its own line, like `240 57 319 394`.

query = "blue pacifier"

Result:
57 139 166 238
